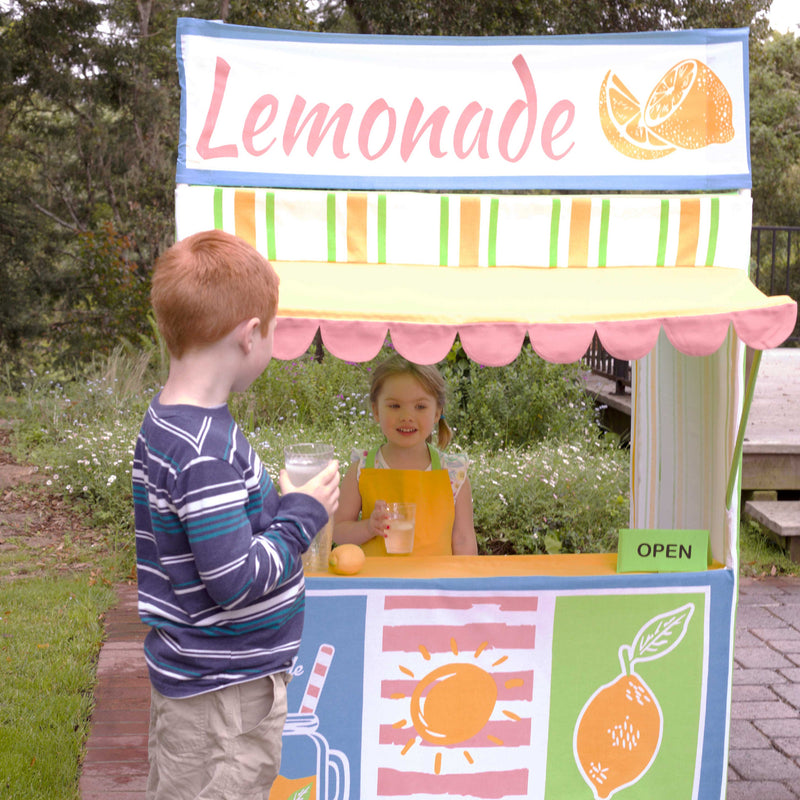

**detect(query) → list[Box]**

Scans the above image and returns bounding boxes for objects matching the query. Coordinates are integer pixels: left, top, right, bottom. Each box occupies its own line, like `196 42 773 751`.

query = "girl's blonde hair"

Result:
369 354 452 448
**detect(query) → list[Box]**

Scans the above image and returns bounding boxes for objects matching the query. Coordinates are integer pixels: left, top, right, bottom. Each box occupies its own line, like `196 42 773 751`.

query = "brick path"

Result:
79 584 148 799
80 577 800 799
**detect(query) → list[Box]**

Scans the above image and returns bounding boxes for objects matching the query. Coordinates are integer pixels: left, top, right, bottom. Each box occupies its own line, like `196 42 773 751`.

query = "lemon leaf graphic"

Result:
619 603 694 674
287 784 313 800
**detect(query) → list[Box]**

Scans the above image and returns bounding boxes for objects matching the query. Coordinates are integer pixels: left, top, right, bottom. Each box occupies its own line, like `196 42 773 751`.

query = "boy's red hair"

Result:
151 230 279 358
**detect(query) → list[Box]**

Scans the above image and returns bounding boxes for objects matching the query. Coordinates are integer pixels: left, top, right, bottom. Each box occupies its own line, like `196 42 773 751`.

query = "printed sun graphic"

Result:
599 59 734 160
391 637 523 775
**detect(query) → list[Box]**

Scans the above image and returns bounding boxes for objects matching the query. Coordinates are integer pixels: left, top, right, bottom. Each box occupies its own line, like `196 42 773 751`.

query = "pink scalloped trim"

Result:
274 301 797 365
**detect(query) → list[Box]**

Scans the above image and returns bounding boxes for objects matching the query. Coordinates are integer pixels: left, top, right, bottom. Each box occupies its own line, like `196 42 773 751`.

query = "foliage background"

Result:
6 340 630 557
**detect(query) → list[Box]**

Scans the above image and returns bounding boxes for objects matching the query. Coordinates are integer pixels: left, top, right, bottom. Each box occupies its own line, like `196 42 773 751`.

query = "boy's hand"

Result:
368 500 390 539
279 461 340 517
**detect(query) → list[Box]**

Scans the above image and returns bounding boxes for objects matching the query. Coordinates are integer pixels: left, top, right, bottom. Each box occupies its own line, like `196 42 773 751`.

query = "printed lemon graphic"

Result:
599 60 734 158
573 603 695 800
575 673 662 799
599 71 675 160
643 59 734 149
328 543 365 575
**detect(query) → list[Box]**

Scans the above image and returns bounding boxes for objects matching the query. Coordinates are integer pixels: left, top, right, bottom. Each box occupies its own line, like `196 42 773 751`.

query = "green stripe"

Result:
265 192 276 261
378 193 387 264
598 198 611 267
439 196 449 266
657 198 670 266
213 187 223 229
488 197 499 267
549 198 561 267
705 196 720 266
326 192 336 262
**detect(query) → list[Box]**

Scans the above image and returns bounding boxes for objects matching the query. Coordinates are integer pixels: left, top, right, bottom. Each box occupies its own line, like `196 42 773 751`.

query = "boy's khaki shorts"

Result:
146 671 290 800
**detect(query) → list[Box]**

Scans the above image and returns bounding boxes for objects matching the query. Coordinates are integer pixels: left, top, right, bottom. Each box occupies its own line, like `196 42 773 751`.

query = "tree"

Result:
0 0 791 372
750 32 800 226
0 0 174 365
0 0 314 370
315 0 771 37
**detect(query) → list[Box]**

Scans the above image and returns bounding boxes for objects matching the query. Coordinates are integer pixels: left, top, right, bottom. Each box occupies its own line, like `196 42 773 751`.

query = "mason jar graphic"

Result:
269 644 351 800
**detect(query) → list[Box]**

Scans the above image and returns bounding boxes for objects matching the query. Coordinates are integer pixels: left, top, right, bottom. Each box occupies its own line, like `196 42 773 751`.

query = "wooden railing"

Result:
752 225 800 347
583 333 631 394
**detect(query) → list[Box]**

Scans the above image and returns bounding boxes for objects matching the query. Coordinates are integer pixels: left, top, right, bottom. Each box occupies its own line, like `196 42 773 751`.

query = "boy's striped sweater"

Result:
132 395 327 698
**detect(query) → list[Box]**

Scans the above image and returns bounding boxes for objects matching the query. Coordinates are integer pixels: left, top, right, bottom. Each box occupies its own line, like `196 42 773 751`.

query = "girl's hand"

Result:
368 500 390 539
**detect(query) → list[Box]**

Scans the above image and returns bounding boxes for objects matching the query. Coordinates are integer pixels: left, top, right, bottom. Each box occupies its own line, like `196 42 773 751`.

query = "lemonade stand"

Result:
174 20 796 800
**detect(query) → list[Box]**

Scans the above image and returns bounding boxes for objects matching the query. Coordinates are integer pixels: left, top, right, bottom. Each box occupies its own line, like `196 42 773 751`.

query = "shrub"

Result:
6 349 154 549
442 340 600 447
470 439 629 555
3 338 631 557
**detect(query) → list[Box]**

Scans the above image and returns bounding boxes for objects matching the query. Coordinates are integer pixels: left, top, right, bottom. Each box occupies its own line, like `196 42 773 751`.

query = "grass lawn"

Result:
1 423 130 799
0 576 118 800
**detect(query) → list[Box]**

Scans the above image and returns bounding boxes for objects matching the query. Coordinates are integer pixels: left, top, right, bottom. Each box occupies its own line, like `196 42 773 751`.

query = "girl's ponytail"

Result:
436 416 452 449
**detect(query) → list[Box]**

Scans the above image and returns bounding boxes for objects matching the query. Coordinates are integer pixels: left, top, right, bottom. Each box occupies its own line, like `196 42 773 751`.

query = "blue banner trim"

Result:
177 18 748 49
175 167 752 192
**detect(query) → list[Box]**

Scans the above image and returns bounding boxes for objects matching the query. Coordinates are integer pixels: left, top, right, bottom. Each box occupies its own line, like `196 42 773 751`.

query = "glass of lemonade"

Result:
384 503 416 554
284 443 335 572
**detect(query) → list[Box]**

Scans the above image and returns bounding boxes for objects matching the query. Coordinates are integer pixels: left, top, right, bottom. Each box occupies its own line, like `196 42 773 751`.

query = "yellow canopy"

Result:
273 261 797 365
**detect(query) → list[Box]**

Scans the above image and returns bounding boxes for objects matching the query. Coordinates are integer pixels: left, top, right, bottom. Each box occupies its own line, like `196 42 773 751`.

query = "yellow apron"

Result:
359 444 454 557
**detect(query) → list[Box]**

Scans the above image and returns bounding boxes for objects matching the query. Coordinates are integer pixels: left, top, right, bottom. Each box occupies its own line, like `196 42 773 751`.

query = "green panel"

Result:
546 593 706 800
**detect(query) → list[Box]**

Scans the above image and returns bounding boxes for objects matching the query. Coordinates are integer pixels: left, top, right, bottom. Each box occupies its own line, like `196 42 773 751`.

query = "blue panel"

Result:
289 569 734 800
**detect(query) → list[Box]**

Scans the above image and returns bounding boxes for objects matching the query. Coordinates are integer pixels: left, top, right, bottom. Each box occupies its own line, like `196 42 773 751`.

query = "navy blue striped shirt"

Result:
133 395 327 698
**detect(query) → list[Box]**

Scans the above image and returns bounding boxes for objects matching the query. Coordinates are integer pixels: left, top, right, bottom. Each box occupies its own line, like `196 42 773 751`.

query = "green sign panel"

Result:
617 529 710 573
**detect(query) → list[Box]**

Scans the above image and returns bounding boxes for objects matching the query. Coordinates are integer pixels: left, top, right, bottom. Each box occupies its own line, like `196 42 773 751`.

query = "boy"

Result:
132 229 339 800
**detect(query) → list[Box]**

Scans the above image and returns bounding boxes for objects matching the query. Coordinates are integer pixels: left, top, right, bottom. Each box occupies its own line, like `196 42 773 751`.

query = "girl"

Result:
334 355 478 556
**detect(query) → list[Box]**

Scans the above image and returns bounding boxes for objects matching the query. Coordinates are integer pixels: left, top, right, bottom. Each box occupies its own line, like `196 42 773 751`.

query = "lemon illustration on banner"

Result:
573 603 695 800
599 72 676 160
599 59 734 159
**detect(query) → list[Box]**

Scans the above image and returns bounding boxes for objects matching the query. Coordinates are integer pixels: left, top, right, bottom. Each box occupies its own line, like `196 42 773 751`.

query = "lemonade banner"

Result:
270 566 734 800
176 20 750 191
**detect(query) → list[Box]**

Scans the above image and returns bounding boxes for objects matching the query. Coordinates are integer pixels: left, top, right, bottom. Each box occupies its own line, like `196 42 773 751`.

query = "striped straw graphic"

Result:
299 643 335 714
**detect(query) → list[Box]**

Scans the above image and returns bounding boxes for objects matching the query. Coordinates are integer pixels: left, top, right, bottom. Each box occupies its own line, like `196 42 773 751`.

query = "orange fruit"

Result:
328 543 365 575
643 58 734 149
598 70 675 160
574 672 662 799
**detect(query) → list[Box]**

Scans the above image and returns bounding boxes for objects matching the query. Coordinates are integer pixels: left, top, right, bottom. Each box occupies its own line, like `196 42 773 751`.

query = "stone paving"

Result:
729 576 800 799
81 575 800 799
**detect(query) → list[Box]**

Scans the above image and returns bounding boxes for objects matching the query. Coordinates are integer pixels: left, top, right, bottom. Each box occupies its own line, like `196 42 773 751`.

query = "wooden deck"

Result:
583 347 800 558
742 348 800 492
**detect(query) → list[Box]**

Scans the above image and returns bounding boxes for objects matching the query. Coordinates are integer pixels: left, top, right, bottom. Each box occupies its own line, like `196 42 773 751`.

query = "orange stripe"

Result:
234 190 256 247
568 198 591 267
459 197 481 266
347 193 368 263
677 198 701 266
